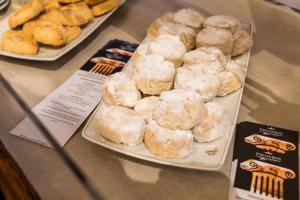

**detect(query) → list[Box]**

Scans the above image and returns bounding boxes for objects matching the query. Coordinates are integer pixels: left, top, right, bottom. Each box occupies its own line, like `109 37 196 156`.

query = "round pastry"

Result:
183 47 227 71
97 106 146 146
196 27 233 55
8 0 44 28
133 54 176 95
203 15 240 34
218 61 245 96
173 8 205 31
31 20 67 46
231 29 253 57
1 30 38 55
144 121 193 159
84 0 108 6
91 0 121 16
148 35 186 67
65 26 81 43
193 102 230 143
174 67 221 102
148 22 196 51
153 89 205 130
134 96 160 122
147 12 175 37
102 72 141 108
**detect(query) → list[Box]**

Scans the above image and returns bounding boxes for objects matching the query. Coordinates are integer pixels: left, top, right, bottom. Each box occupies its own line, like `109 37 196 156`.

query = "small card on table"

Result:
229 121 299 200
10 39 138 147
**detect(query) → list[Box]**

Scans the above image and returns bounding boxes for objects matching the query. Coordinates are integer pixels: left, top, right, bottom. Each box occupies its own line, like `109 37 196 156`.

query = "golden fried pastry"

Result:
231 29 253 57
39 8 66 24
42 0 61 11
91 0 121 16
1 30 38 55
40 2 93 26
32 20 67 46
8 0 44 28
22 20 38 36
60 2 94 25
84 0 107 6
57 0 82 3
65 26 81 43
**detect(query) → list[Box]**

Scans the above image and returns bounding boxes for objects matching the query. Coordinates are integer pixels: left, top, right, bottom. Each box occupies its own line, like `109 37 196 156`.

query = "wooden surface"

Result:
0 140 40 200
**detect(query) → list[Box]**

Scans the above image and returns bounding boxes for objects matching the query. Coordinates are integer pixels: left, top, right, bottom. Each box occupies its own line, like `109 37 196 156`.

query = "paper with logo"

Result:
10 39 138 147
228 121 299 200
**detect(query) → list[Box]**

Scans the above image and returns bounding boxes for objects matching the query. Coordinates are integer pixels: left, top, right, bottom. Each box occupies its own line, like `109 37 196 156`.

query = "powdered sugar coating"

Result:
173 8 205 30
218 71 241 97
196 27 233 55
183 47 227 72
133 54 176 95
153 89 205 130
157 23 196 51
97 106 146 145
147 12 175 36
102 72 141 108
134 96 160 122
148 35 186 67
175 67 221 102
193 102 230 143
145 120 193 158
226 61 245 82
203 15 240 34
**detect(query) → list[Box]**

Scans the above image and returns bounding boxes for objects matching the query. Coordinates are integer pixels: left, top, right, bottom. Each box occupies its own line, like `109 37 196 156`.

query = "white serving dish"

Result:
0 0 125 61
82 23 252 171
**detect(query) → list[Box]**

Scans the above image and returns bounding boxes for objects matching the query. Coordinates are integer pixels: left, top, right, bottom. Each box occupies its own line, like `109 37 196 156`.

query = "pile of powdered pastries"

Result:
97 8 253 159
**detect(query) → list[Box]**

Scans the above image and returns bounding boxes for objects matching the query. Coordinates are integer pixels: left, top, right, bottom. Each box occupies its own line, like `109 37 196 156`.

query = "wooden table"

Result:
0 0 300 199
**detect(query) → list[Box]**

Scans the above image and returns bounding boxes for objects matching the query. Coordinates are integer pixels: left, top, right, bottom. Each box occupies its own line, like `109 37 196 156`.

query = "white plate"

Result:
0 0 125 61
82 23 252 171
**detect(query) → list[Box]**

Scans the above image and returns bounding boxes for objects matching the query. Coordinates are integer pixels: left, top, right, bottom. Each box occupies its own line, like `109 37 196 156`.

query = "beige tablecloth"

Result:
0 0 299 199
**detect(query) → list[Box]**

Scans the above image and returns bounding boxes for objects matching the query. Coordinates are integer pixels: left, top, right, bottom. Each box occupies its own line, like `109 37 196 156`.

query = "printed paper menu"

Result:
10 39 138 147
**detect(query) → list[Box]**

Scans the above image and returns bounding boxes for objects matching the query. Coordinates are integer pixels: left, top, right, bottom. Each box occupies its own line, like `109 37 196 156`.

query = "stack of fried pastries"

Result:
1 0 121 55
